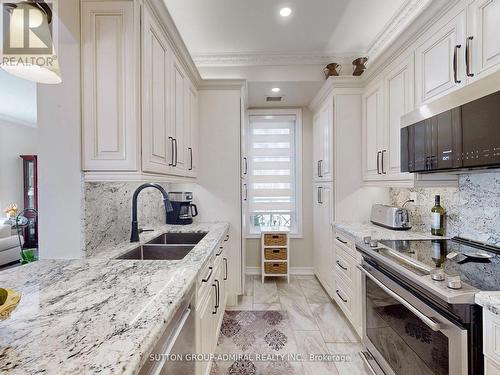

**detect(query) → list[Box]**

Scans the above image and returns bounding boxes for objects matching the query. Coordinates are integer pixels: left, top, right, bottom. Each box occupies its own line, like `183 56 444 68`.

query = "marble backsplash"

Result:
390 171 500 246
83 182 170 256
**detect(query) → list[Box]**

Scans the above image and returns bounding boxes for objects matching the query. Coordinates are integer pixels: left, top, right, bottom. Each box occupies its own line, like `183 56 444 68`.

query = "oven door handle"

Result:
357 266 441 332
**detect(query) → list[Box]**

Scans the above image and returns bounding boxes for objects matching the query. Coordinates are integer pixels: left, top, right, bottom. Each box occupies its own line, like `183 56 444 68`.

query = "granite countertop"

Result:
334 221 449 242
0 222 229 375
475 292 500 316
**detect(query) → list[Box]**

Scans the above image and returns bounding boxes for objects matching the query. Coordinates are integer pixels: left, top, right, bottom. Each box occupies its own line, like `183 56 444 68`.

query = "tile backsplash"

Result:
84 182 170 256
390 171 500 246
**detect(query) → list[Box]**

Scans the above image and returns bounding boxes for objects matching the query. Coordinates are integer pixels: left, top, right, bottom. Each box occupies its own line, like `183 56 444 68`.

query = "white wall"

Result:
0 51 38 218
37 0 83 259
245 107 314 269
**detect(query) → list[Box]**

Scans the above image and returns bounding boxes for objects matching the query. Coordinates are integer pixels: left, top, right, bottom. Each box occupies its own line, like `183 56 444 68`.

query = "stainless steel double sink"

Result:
118 232 207 261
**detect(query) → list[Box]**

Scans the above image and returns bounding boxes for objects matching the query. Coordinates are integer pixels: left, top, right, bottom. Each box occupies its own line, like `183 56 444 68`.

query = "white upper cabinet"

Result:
81 1 139 171
81 0 199 180
185 81 199 176
467 0 500 81
171 57 188 175
141 4 173 174
415 9 466 105
314 100 333 182
362 81 385 180
384 54 414 178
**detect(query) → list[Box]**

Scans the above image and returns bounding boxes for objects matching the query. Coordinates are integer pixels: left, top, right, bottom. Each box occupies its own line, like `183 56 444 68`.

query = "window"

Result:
247 109 302 236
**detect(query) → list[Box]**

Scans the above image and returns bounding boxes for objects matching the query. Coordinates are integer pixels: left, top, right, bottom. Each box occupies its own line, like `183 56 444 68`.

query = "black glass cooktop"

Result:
379 238 500 291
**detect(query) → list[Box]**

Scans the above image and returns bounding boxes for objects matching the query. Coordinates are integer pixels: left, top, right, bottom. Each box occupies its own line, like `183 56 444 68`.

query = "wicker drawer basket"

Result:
265 262 288 274
264 248 287 260
264 233 287 246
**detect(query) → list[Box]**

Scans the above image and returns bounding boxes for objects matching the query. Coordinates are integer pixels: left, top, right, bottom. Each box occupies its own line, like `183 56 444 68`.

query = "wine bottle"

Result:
431 195 445 236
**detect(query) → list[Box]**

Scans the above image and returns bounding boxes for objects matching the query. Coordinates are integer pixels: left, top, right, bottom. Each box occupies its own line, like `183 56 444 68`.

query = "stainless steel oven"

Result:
358 260 469 375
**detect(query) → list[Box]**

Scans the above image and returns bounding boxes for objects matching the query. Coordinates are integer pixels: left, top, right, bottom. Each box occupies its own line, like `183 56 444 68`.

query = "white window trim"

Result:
245 108 303 239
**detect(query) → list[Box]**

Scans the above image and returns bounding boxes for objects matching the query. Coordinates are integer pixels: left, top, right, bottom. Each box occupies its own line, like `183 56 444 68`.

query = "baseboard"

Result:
245 266 314 276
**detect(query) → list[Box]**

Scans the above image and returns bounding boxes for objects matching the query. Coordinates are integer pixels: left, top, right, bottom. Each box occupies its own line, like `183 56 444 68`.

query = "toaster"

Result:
370 204 411 230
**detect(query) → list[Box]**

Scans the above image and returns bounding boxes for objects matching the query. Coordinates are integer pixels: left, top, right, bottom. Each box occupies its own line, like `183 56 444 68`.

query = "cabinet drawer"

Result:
484 310 500 364
334 248 355 285
334 276 353 319
264 248 287 260
264 262 288 274
264 233 287 246
333 232 356 258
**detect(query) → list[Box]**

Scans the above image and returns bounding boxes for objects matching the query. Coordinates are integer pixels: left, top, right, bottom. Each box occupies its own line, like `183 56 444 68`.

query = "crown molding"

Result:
309 76 365 111
366 0 433 65
198 79 247 91
193 52 358 68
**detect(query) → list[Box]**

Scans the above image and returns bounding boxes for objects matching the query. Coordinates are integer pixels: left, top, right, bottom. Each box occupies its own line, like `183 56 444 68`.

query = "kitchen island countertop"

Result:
0 222 229 375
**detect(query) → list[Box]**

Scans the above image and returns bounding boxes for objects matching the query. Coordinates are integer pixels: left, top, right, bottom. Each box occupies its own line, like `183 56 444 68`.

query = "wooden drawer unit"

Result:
484 310 500 365
334 247 355 284
264 248 288 260
334 276 354 319
264 262 288 275
264 233 287 246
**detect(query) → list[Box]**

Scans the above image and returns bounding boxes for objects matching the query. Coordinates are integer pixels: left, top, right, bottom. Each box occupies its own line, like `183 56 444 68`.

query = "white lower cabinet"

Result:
195 237 228 375
483 309 500 375
313 183 334 293
332 231 363 338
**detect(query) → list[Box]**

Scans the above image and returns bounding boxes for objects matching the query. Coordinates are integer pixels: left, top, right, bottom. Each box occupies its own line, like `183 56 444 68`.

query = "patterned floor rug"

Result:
211 310 303 374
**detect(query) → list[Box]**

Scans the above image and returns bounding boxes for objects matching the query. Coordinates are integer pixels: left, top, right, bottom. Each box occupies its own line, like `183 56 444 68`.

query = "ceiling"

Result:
164 0 415 107
248 81 323 108
164 0 407 61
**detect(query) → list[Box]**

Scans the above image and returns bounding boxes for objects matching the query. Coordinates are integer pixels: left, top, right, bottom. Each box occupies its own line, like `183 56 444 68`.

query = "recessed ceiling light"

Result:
271 87 281 93
280 7 292 17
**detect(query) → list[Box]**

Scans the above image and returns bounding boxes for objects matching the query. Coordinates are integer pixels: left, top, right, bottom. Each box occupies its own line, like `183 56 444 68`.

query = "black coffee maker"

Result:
167 192 198 225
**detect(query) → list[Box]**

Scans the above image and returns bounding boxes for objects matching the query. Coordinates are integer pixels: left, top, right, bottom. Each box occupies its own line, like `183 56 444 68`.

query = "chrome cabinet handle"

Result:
188 147 193 171
317 187 323 204
453 44 462 84
243 183 248 201
168 137 174 166
336 260 348 271
216 246 223 256
223 258 228 280
466 36 474 77
381 150 387 174
336 236 347 245
224 234 229 242
336 290 348 303
202 267 213 283
357 266 441 331
377 151 381 174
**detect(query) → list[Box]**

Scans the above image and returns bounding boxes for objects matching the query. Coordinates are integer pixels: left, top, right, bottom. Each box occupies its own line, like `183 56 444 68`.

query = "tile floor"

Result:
225 275 372 375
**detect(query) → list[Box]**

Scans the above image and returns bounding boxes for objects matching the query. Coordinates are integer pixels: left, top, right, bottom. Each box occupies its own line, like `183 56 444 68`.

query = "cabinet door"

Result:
385 56 414 177
415 10 466 105
197 288 216 375
363 82 384 180
313 112 322 181
171 57 188 174
320 184 334 292
185 81 199 176
318 101 333 181
141 5 172 174
81 1 139 171
313 185 322 278
468 0 500 81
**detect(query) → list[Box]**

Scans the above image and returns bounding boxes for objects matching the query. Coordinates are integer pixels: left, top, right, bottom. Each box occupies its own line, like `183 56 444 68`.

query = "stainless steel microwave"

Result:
401 90 500 173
